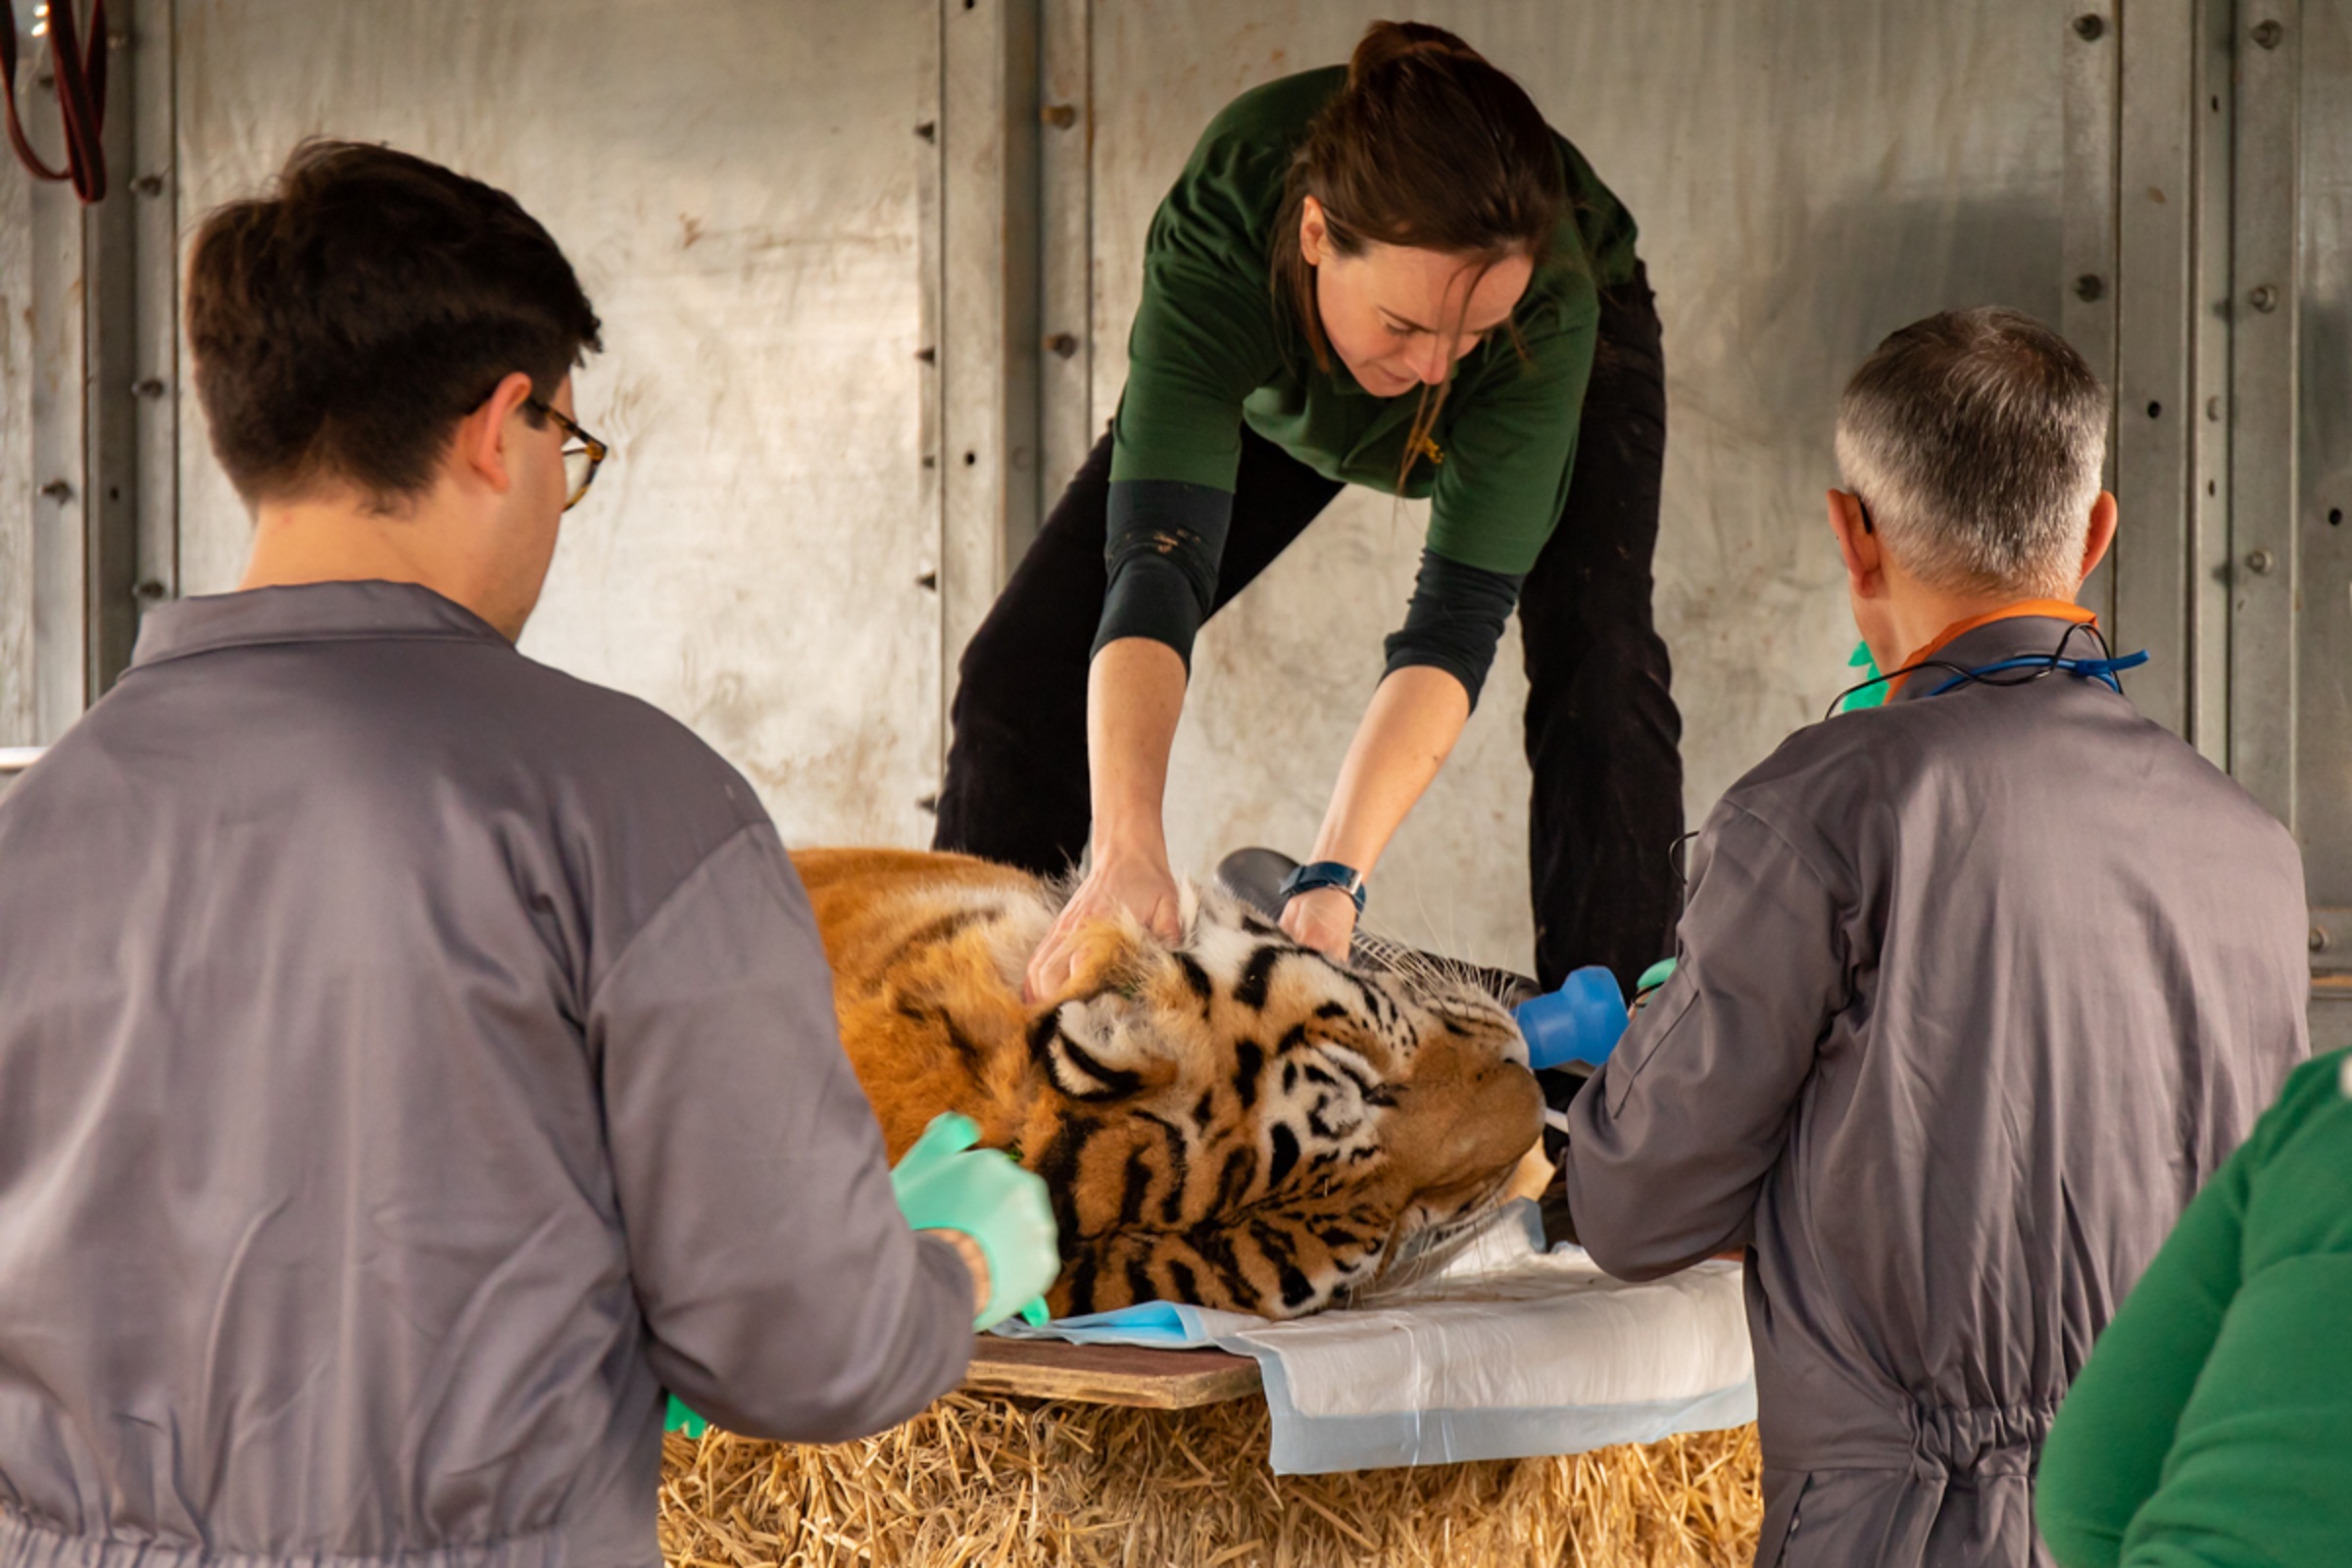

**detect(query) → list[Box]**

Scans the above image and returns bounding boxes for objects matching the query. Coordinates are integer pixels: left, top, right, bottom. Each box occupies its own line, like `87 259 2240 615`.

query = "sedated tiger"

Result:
792 847 1545 1320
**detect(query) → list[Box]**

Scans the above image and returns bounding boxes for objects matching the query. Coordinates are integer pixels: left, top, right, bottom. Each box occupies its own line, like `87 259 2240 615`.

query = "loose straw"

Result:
660 1396 1761 1568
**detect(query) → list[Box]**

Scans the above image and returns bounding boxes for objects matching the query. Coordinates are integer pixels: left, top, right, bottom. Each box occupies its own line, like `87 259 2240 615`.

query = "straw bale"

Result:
660 1396 1760 1568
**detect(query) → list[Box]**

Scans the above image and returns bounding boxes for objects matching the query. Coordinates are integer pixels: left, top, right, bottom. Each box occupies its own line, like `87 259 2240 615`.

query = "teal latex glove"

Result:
1837 640 1887 713
1635 956 1679 996
664 1394 708 1439
891 1112 1058 1330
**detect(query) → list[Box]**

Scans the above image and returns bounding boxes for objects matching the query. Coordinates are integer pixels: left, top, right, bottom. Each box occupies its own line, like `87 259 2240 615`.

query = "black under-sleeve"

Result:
1382 548 1527 709
1094 478 1235 669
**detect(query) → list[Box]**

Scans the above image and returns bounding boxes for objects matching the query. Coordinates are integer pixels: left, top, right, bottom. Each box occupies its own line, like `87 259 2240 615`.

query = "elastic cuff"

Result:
1381 644 1486 708
1095 554 1206 668
1382 549 1524 709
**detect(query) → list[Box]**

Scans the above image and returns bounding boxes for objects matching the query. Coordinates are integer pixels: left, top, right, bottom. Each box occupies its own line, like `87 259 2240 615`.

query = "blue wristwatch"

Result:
1277 859 1368 914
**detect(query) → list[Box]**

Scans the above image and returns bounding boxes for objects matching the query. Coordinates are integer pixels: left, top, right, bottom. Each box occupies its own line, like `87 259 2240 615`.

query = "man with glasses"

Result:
0 142 1053 1568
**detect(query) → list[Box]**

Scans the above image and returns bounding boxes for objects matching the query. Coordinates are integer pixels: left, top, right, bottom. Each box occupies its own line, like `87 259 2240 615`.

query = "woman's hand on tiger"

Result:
1281 885 1359 961
1023 849 1185 1004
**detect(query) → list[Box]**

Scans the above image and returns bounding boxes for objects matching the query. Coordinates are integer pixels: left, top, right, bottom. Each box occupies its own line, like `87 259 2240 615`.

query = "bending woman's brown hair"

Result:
1270 21 1567 484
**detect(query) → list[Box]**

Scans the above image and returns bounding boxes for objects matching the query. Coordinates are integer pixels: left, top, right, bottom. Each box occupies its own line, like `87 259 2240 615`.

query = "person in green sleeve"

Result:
932 20 1680 1005
2036 1047 2352 1567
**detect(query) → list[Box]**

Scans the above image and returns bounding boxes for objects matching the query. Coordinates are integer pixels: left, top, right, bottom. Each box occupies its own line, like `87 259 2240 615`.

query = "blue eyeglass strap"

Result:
1277 860 1368 914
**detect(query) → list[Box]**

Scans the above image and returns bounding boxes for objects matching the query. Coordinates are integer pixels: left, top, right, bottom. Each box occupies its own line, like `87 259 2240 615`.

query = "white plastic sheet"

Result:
997 1204 1754 1474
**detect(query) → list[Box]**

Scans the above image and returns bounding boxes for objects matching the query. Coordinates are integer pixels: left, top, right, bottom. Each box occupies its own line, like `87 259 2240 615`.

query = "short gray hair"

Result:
1835 308 2107 598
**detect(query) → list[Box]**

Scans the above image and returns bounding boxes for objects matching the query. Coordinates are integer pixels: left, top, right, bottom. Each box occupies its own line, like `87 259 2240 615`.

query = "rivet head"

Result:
2312 925 2331 954
1040 103 1078 129
2073 14 2105 40
130 173 165 197
132 377 167 400
1044 332 1080 360
38 479 72 503
2249 284 2280 313
2245 548 2278 575
2251 19 2284 48
2073 273 2105 303
134 580 169 604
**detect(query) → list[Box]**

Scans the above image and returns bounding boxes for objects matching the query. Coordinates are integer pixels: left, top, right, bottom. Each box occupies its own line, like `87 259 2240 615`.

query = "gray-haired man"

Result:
1564 308 2309 1568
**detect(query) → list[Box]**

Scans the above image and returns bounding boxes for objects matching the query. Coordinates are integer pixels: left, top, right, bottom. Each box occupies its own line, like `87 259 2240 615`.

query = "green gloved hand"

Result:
1837 639 1888 713
892 1112 1058 1330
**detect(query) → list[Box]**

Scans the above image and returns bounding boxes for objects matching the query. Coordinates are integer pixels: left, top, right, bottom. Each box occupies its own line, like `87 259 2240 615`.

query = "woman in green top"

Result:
934 22 1680 1004
2035 1047 2352 1567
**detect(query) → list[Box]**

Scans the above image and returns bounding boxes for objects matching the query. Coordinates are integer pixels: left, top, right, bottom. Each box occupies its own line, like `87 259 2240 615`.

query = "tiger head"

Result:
794 848 1545 1320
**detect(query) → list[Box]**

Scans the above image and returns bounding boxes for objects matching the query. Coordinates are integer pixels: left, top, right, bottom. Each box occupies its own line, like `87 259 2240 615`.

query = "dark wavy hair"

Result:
186 140 603 509
1270 22 1566 486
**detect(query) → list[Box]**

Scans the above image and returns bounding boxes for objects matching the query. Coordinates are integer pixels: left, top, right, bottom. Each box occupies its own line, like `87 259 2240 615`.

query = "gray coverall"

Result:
1565 613 2310 1568
0 582 975 1568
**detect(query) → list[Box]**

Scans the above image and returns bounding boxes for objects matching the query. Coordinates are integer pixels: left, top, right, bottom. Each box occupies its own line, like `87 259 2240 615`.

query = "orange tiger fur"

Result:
792 847 1544 1319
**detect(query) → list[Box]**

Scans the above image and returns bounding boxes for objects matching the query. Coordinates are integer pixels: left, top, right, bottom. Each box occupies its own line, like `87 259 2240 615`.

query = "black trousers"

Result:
935 267 1682 994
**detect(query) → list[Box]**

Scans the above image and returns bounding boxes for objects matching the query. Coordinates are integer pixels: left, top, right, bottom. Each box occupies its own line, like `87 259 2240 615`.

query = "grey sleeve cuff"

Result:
1094 478 1235 670
1381 548 1527 709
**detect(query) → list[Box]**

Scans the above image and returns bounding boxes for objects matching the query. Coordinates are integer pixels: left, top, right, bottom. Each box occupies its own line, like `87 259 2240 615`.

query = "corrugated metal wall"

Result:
3 1 2344 992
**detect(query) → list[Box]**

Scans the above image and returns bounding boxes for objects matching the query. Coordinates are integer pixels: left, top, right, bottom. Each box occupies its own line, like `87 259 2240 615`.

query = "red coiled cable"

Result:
1 0 109 203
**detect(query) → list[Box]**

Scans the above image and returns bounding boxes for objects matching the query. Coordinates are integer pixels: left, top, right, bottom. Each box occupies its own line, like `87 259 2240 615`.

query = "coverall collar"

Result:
128 580 509 672
1885 600 2099 703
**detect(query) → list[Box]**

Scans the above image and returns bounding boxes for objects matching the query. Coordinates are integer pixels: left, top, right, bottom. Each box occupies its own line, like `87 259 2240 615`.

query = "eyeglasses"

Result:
526 397 610 512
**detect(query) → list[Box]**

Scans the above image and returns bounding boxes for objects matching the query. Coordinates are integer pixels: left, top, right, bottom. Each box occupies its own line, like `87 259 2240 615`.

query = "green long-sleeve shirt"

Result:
2036 1047 2352 1568
1113 66 1639 574
1095 67 1640 701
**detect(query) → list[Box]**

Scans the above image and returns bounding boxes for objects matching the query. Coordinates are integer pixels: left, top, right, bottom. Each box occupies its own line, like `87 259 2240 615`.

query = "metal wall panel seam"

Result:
2229 0 2302 825
1037 0 1093 509
940 0 1044 720
28 68 87 742
2113 0 2201 741
2064 0 2125 629
2190 0 2237 759
131 0 178 623
0 25 33 744
82 12 141 696
919 0 949 796
2291 0 2351 899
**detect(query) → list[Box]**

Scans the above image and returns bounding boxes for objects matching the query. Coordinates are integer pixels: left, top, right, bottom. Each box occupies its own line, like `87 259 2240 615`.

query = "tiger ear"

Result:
1031 916 1182 1102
